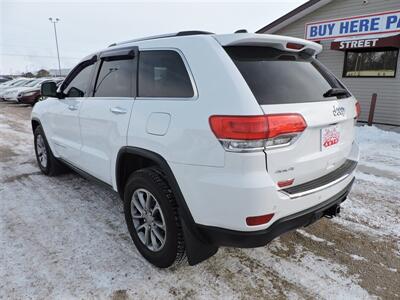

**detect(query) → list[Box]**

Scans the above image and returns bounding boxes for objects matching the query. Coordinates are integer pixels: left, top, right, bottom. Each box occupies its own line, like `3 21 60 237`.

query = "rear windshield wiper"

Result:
323 88 349 98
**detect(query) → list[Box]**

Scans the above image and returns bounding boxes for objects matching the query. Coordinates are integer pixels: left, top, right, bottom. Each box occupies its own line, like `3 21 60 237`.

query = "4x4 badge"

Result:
333 105 345 117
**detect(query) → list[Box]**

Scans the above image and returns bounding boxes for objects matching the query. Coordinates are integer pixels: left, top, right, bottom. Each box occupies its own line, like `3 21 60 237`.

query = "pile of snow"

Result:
336 125 400 240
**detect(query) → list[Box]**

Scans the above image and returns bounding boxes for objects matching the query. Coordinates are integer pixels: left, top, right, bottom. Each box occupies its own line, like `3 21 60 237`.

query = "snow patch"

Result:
296 229 335 246
350 254 367 261
336 126 400 239
245 245 374 300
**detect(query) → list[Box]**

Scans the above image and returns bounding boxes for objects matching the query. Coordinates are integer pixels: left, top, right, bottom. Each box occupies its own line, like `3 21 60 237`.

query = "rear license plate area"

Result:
321 125 340 151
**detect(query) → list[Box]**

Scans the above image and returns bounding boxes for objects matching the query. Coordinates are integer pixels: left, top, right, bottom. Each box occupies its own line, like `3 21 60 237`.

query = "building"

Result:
258 0 400 126
49 68 70 77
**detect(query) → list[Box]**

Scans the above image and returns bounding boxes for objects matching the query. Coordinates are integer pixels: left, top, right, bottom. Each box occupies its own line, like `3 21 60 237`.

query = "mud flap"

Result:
181 220 218 266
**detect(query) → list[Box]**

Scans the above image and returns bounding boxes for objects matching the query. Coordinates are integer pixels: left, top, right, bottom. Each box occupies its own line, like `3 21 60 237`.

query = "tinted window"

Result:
25 80 41 87
22 80 37 86
225 46 348 105
13 80 30 87
138 50 194 98
343 50 398 78
64 63 94 97
94 59 133 97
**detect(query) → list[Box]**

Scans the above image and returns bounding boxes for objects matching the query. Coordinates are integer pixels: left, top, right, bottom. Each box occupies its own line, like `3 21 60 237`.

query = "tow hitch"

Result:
324 204 341 219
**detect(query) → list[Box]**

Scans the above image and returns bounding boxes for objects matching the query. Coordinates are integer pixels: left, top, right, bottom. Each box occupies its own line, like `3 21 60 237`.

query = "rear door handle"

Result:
68 105 78 111
110 107 127 114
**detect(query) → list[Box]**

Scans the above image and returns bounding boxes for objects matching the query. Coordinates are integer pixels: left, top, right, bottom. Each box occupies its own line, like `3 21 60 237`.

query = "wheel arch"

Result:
116 147 164 198
115 146 218 265
31 117 42 133
31 117 60 160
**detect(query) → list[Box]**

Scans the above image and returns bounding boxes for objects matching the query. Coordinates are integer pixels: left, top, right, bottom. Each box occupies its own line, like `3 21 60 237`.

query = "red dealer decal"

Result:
322 127 340 148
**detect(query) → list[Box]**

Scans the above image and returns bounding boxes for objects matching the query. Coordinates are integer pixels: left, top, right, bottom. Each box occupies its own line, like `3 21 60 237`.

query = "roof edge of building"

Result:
256 0 332 34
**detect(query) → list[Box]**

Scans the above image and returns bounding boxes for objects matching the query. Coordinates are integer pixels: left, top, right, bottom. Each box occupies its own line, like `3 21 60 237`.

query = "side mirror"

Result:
41 81 58 98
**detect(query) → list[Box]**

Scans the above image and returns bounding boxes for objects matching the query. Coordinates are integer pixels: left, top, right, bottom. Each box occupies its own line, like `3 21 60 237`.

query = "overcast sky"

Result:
0 0 307 74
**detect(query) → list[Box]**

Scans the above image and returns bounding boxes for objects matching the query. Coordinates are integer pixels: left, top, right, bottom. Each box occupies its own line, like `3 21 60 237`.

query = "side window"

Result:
138 50 194 98
64 63 95 97
94 59 133 97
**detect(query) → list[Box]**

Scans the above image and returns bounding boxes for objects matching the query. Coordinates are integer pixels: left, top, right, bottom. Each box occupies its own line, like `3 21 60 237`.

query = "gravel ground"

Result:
0 102 399 299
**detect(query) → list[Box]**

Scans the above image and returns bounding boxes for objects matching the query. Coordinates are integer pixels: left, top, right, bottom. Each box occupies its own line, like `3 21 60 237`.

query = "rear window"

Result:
225 46 349 105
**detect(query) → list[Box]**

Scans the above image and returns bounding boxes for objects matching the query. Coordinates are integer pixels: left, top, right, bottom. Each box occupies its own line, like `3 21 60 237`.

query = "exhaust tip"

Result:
324 204 341 219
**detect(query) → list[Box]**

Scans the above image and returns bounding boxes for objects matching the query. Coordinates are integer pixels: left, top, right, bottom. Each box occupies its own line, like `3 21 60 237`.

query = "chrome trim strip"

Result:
280 172 353 199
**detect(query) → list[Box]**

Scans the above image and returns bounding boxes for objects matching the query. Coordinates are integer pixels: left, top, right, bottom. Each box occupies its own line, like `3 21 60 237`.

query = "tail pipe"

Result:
324 204 341 219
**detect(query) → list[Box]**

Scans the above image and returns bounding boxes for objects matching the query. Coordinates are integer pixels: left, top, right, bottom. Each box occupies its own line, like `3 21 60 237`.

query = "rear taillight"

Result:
264 114 307 138
209 114 307 152
208 115 269 140
355 101 361 119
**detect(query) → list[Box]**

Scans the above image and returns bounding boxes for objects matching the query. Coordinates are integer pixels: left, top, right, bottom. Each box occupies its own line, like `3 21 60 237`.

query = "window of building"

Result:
343 49 398 78
138 50 194 98
94 59 134 97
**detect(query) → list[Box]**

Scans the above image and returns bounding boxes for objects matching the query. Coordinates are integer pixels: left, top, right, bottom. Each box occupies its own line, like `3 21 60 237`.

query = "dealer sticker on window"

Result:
321 125 340 151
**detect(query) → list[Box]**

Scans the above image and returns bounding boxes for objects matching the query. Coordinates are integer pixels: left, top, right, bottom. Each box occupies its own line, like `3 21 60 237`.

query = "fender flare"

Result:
116 146 195 224
116 146 218 265
31 117 59 156
31 117 42 132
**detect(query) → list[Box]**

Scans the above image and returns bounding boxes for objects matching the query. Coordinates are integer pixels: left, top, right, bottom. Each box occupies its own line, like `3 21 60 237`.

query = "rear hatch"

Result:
222 38 357 188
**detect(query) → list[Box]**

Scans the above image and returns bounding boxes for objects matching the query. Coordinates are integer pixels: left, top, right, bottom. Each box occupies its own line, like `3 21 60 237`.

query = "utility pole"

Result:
49 17 61 76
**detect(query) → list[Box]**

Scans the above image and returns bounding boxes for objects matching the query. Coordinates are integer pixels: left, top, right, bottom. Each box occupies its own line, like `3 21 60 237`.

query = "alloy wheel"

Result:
131 188 167 252
36 134 48 168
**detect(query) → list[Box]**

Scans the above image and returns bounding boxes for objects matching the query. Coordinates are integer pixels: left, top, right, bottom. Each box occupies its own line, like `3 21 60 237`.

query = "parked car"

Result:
0 78 31 99
3 78 49 102
32 31 360 268
18 79 63 106
0 78 19 89
0 76 13 84
17 89 41 105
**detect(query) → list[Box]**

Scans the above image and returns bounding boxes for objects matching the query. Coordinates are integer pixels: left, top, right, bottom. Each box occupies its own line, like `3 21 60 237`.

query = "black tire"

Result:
124 167 186 268
34 125 65 176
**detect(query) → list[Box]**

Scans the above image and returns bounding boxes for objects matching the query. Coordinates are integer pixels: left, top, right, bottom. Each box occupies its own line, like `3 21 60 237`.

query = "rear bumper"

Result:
3 97 18 102
197 177 354 248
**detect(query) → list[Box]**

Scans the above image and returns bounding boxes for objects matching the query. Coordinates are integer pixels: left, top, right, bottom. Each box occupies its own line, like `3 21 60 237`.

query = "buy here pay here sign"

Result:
305 10 400 41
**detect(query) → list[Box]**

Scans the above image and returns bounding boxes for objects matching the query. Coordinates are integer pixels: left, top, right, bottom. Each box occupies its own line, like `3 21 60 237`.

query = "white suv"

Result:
32 31 360 268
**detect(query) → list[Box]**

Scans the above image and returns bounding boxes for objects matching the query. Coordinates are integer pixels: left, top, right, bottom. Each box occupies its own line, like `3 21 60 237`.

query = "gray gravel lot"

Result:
0 102 399 299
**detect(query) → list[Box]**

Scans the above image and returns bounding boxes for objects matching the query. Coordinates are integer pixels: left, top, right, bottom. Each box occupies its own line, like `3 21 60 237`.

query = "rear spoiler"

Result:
213 33 322 56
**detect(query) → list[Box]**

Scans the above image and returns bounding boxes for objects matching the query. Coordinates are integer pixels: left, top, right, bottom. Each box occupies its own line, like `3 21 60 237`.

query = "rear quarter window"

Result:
138 50 194 98
225 46 348 105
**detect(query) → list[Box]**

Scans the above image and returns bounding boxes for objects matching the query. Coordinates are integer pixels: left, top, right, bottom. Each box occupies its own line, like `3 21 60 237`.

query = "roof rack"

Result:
109 30 214 47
